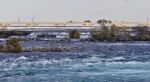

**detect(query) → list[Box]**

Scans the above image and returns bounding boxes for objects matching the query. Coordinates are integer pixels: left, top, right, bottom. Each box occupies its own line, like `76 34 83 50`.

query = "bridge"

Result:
0 20 98 31
0 19 149 32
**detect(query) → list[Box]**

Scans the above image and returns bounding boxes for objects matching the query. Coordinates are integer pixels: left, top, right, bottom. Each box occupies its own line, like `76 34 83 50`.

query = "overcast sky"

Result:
0 0 150 22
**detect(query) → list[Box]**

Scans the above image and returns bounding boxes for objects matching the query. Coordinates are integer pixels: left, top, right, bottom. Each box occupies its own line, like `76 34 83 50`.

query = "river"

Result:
0 42 150 82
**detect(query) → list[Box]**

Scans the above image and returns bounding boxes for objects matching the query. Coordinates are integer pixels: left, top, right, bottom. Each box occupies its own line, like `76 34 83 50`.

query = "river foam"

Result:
1 42 150 82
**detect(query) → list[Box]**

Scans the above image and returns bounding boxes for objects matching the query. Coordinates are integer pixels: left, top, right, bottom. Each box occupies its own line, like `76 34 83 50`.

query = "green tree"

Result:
134 26 150 40
84 20 91 23
91 19 112 41
91 26 111 41
110 24 119 41
97 19 112 27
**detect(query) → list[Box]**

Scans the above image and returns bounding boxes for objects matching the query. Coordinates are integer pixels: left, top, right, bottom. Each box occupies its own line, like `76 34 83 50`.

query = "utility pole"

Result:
147 17 149 25
18 18 20 27
32 17 34 27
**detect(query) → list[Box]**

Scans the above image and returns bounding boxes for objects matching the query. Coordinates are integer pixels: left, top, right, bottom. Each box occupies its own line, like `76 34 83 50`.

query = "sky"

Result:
0 0 150 22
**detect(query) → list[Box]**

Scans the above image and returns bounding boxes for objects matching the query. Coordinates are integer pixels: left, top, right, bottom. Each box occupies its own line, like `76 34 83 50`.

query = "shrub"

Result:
91 27 112 41
69 30 80 38
6 38 22 53
0 45 4 50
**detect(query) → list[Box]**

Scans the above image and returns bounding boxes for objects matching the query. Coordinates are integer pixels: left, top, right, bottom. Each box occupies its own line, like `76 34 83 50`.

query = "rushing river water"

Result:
0 42 150 82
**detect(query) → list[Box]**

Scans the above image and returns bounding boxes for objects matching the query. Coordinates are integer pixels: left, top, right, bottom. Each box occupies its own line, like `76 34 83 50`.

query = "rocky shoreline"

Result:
0 38 84 53
22 47 83 52
0 47 83 53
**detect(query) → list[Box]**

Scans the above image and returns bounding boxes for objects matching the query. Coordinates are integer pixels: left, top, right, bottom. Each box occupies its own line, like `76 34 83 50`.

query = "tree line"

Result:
91 19 150 41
